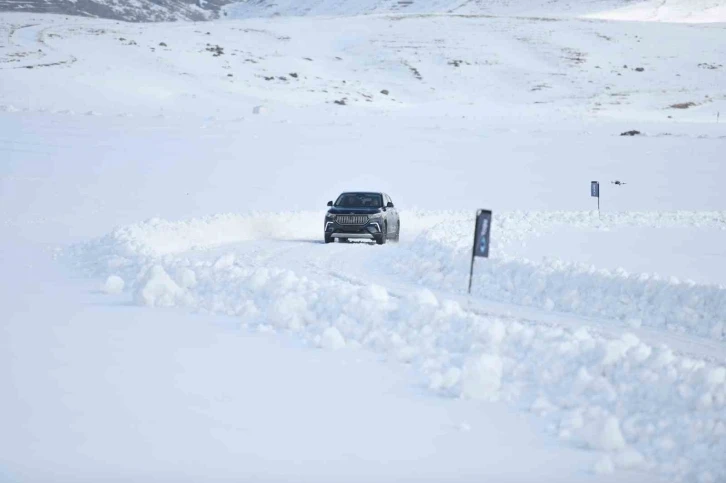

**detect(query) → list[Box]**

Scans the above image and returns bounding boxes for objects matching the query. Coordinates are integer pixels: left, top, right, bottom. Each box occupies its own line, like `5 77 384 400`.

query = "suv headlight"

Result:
326 213 336 219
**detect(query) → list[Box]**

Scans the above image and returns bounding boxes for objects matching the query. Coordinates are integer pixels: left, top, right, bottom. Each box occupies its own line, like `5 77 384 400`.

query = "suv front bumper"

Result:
325 220 382 239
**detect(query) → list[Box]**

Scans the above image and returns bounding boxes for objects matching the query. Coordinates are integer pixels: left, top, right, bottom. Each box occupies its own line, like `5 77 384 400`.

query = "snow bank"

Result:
69 212 322 261
82 259 726 482
388 211 726 341
69 210 726 343
69 210 726 482
70 210 726 342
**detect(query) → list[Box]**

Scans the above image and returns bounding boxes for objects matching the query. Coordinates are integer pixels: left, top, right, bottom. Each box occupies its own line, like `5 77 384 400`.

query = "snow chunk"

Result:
582 416 627 452
361 284 389 302
270 293 308 329
414 289 438 306
544 298 555 310
135 265 184 308
213 254 236 270
484 319 507 346
101 275 125 294
531 395 557 415
176 268 197 288
602 339 628 365
320 327 346 350
430 367 461 391
614 448 645 469
460 354 503 401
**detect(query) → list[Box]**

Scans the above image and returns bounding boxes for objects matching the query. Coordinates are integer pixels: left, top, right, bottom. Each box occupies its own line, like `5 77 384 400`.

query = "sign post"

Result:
591 181 600 217
468 209 492 294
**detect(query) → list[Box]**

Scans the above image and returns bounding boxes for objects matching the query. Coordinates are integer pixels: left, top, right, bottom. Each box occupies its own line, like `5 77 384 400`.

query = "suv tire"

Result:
375 223 387 245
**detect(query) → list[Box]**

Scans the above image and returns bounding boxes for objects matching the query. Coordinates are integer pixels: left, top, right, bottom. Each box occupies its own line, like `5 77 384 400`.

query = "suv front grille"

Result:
336 214 369 225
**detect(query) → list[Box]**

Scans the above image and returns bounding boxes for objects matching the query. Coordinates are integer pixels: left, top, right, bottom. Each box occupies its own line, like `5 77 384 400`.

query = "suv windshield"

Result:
335 193 383 208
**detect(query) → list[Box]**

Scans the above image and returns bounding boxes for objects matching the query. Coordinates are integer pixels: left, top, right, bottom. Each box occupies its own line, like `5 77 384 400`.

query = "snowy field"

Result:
1 2 726 482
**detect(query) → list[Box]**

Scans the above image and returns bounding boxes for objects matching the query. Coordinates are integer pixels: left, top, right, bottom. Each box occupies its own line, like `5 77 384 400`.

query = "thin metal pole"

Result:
598 195 600 218
469 211 480 294
468 256 475 294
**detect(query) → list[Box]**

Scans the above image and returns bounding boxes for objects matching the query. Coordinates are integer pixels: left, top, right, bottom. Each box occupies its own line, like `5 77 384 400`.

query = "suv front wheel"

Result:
375 222 387 245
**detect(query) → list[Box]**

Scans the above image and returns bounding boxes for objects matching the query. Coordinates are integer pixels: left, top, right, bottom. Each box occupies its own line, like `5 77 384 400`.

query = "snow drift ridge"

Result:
69 210 726 343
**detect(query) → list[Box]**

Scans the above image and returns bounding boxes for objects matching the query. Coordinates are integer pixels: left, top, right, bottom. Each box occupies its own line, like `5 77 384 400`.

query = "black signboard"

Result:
468 209 492 294
591 181 600 198
473 209 492 258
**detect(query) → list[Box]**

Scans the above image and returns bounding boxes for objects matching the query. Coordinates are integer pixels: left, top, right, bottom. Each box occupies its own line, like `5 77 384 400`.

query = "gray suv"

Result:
324 192 400 245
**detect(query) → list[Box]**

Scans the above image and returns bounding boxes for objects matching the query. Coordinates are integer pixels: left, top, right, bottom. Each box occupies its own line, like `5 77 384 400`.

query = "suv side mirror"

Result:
327 201 333 206
386 202 394 208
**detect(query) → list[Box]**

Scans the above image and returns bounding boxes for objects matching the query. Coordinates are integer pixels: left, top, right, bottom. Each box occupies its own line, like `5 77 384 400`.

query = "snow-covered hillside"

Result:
0 0 232 21
2 12 725 122
1 5 725 483
226 0 726 22
3 0 726 22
